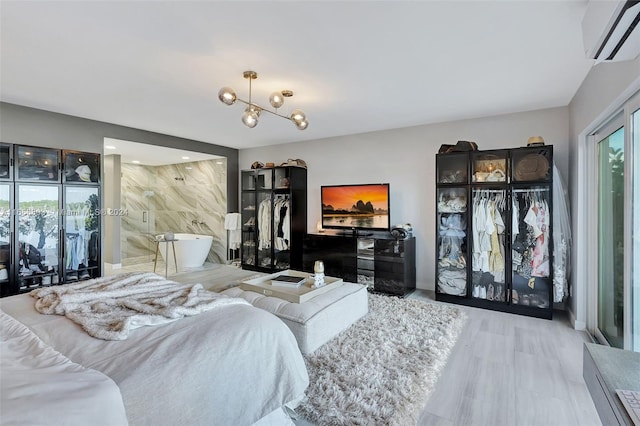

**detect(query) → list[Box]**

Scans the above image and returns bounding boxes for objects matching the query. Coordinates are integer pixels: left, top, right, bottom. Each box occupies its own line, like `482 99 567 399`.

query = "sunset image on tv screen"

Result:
321 184 389 229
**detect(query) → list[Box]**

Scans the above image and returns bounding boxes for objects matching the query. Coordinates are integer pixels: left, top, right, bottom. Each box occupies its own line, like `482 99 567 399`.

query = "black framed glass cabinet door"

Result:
63 186 100 282
470 187 509 304
16 184 61 292
436 186 469 297
0 183 12 296
15 146 60 182
435 151 470 299
510 184 552 311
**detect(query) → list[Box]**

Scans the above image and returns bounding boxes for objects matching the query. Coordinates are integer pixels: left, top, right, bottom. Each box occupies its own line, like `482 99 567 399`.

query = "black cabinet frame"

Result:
435 146 554 319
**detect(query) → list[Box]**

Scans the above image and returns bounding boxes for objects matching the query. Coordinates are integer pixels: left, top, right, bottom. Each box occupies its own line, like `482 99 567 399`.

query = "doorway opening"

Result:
102 138 227 276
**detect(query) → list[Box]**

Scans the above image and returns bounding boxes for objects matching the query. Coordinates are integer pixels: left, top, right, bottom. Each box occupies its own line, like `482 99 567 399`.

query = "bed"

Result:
0 273 309 426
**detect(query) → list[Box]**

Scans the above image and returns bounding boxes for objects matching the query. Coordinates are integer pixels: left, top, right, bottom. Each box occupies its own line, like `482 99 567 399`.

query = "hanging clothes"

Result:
472 191 505 277
273 196 290 251
258 198 271 250
530 199 550 278
65 233 85 270
552 164 571 302
489 202 506 280
88 231 99 263
512 188 551 281
471 197 488 271
470 190 507 297
257 196 292 251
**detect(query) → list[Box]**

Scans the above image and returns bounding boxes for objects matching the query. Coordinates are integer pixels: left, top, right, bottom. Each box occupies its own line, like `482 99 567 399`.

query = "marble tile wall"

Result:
120 159 227 266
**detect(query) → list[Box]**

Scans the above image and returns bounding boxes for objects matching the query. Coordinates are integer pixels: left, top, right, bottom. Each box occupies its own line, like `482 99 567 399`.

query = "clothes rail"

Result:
472 189 507 193
512 187 550 192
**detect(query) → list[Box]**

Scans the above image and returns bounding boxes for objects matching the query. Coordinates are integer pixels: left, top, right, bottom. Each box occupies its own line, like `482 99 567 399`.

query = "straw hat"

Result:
527 136 545 147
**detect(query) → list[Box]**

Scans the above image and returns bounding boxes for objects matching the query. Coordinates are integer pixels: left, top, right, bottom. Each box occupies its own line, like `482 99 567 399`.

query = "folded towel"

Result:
229 230 240 250
224 213 241 230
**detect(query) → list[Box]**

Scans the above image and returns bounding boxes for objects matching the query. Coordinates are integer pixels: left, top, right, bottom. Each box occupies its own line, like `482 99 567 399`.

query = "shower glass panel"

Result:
121 163 154 265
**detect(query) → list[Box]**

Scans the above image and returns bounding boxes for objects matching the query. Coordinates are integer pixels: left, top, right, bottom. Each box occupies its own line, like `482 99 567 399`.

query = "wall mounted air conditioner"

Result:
582 0 640 63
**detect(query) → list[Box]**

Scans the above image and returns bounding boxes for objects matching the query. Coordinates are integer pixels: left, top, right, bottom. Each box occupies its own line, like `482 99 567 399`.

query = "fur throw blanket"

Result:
30 272 249 340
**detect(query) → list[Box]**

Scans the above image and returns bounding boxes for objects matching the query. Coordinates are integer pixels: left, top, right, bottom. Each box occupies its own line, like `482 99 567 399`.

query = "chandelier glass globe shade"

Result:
242 107 259 128
290 109 306 123
269 92 285 109
218 87 237 105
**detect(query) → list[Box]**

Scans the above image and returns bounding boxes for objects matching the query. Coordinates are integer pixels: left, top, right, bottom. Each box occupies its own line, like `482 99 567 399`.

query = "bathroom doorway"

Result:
103 138 228 274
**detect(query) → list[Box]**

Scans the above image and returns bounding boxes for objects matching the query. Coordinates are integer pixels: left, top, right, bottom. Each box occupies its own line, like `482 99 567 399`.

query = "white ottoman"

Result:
222 282 368 354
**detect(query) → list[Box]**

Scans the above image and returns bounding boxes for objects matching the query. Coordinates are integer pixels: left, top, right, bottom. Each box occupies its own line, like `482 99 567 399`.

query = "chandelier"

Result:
218 70 308 130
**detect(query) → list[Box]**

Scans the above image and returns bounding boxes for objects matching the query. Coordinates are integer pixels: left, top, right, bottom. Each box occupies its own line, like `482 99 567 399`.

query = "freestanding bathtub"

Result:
157 233 213 269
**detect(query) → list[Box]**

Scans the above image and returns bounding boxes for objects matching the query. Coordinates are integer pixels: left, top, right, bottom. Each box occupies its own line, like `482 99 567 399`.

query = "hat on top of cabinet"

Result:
527 136 545 147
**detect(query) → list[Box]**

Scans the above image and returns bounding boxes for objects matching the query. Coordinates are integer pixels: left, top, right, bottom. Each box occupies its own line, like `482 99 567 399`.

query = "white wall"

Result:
568 56 640 330
240 106 569 291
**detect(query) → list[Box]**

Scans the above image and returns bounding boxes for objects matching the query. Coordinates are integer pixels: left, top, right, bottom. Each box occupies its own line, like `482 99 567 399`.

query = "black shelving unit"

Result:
0 143 102 297
240 166 307 272
435 145 554 319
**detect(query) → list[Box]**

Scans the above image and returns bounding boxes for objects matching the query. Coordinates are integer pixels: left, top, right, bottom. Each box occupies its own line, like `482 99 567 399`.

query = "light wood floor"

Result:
106 263 601 426
412 291 601 426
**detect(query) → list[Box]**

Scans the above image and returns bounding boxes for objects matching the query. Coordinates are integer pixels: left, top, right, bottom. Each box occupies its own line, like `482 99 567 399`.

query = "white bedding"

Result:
1 287 309 426
0 310 129 426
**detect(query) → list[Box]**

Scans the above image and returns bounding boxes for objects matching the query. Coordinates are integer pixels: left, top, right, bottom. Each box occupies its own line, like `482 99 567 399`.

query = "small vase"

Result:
314 273 325 288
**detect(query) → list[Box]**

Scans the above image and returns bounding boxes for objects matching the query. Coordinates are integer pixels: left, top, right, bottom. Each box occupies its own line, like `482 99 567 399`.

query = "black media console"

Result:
302 232 416 297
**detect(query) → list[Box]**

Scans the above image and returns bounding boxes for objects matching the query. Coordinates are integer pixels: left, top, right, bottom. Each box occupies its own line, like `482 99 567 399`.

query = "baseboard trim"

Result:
568 307 587 331
105 263 122 270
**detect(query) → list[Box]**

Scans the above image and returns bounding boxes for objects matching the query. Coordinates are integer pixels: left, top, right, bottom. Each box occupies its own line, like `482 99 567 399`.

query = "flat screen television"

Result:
321 183 390 233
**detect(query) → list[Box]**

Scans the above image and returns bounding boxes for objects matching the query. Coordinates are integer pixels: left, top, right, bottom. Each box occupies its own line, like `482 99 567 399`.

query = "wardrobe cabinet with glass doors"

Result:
0 143 101 297
435 146 554 319
240 166 307 272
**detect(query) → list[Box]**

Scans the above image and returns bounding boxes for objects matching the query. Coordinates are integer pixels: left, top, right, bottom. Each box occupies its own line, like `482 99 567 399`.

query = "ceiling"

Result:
1 1 594 150
104 138 223 166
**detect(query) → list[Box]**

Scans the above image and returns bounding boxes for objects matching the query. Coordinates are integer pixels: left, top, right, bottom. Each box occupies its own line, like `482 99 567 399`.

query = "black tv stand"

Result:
330 228 374 237
349 230 373 237
303 233 416 297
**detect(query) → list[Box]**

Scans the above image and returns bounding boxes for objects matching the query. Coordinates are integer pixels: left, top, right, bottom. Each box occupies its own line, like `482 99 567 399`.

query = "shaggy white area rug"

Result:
297 294 467 426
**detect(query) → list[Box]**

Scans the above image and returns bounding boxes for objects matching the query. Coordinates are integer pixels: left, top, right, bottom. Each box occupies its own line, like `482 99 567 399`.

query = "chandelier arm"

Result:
236 98 294 121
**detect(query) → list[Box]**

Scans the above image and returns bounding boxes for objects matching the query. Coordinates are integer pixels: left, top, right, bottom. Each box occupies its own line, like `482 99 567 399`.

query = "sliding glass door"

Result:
597 121 624 348
632 104 640 352
593 91 639 351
